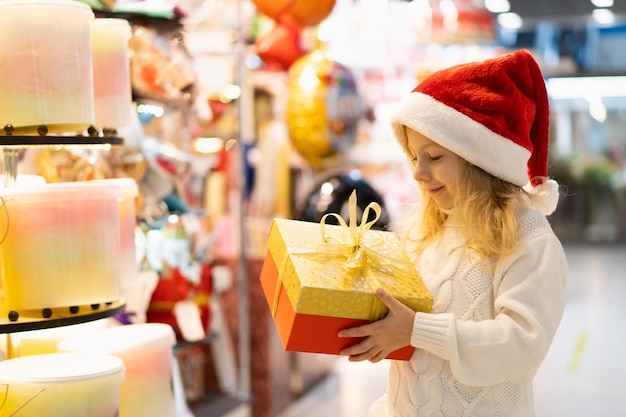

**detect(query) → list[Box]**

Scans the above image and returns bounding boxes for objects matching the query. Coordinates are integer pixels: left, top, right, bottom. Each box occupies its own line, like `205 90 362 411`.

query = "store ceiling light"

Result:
497 12 523 29
546 76 626 100
592 8 615 24
484 0 510 14
590 0 614 7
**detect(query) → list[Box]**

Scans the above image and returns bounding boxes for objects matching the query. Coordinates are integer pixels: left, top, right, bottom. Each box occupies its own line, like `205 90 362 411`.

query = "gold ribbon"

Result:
316 190 387 319
271 190 417 321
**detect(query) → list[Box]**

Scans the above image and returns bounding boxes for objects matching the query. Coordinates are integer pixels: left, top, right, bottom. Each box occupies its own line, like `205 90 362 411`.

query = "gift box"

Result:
259 191 432 360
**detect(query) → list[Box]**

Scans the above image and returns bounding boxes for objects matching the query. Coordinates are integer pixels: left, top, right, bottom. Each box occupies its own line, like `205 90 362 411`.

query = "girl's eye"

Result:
429 155 442 161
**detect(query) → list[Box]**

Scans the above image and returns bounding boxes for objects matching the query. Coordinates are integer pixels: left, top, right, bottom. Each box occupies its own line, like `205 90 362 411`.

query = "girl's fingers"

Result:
338 322 372 338
346 345 385 363
375 287 403 313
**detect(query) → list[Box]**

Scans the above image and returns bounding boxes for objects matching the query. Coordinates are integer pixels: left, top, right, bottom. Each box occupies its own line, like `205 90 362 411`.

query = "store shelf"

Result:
0 125 124 186
0 127 124 148
0 300 126 334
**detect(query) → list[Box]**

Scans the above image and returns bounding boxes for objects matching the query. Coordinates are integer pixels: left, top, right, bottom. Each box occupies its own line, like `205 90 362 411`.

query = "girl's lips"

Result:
428 186 444 194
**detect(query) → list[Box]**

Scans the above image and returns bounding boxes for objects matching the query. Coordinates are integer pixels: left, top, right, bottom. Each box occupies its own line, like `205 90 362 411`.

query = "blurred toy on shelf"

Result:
129 24 196 102
139 211 216 343
295 170 390 231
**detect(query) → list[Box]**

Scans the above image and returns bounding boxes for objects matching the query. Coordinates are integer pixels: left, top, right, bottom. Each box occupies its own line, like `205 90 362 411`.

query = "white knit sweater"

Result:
369 208 568 417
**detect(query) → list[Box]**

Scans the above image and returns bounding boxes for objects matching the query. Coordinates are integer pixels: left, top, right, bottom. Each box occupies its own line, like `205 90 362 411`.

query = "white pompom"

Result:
523 179 560 215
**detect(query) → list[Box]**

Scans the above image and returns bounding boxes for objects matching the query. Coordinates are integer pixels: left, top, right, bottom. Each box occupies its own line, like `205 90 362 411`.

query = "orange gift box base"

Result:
260 250 414 361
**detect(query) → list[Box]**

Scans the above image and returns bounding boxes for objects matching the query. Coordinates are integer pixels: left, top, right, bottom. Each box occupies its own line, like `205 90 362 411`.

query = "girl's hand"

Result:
338 287 415 363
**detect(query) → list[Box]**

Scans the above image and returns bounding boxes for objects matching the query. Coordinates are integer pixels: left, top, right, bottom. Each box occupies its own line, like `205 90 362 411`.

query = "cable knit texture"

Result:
368 208 568 417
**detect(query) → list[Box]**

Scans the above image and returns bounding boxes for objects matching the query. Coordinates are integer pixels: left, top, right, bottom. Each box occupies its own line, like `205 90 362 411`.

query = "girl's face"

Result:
406 128 466 210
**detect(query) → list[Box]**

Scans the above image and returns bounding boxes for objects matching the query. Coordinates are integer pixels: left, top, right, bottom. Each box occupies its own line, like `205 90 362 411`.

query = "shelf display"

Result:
0 301 125 334
0 3 137 413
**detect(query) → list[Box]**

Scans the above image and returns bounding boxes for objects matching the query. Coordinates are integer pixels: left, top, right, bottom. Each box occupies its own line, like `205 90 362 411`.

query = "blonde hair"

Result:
403 161 526 268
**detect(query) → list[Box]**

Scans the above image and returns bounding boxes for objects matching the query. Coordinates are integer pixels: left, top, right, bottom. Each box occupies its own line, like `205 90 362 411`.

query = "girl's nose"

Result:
412 162 430 182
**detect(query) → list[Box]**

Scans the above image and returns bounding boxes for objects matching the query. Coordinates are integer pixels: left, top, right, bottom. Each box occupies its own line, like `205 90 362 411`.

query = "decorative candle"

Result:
91 178 140 289
0 182 122 316
0 352 125 417
0 0 95 134
91 18 133 130
14 319 112 356
58 323 177 417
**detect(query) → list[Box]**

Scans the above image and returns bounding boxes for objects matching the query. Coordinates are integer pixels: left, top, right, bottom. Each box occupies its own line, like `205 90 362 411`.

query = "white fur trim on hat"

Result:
390 92 531 187
523 179 559 215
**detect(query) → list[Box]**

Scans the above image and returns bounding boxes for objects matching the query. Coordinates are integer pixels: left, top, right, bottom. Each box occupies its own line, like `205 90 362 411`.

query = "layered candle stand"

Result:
0 124 126 331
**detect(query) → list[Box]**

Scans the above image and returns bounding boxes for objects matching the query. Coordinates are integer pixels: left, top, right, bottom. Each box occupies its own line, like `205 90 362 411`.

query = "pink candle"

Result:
58 323 178 417
0 0 95 134
91 18 133 130
90 178 139 289
0 182 121 315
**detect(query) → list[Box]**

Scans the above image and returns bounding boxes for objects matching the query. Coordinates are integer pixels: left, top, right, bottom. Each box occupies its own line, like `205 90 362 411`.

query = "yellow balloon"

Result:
286 50 362 168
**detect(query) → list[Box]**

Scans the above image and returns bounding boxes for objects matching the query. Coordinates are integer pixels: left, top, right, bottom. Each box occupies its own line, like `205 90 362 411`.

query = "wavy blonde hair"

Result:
403 161 527 268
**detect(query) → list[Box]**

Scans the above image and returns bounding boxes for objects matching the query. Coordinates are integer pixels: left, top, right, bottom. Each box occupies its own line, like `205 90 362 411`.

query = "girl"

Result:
338 49 568 417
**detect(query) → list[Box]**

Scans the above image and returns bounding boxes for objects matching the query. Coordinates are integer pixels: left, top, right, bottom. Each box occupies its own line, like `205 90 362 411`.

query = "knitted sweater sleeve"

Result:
410 218 568 387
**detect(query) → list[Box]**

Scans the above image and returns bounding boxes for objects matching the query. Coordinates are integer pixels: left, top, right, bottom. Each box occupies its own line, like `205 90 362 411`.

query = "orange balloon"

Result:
252 0 336 27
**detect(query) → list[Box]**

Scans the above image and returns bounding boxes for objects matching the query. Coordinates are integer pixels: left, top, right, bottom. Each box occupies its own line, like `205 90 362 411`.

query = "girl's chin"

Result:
432 198 453 210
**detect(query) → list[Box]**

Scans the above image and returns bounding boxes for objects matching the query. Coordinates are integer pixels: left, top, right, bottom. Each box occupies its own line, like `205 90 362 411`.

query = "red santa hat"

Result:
390 49 559 215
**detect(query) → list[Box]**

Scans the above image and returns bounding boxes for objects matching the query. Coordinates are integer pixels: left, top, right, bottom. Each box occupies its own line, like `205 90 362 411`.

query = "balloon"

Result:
295 171 390 231
286 50 362 168
251 0 336 27
253 12 303 71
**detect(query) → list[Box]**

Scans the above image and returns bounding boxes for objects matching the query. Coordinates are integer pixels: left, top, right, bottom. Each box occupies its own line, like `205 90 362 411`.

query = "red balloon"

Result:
253 12 303 71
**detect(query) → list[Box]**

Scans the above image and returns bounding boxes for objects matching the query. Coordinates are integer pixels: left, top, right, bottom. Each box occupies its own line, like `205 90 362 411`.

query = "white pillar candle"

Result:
91 18 133 131
0 0 95 134
0 352 125 417
0 182 122 315
58 323 178 417
91 178 140 289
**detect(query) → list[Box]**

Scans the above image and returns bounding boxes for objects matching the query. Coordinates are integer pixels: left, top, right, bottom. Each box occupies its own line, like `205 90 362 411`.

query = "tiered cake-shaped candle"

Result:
0 0 96 134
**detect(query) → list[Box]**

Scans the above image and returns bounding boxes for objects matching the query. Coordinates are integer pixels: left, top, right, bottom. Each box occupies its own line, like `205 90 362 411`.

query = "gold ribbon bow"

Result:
271 190 417 321
316 190 387 319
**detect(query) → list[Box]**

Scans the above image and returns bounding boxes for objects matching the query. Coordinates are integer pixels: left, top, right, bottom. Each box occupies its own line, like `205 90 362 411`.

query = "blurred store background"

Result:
2 0 626 416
